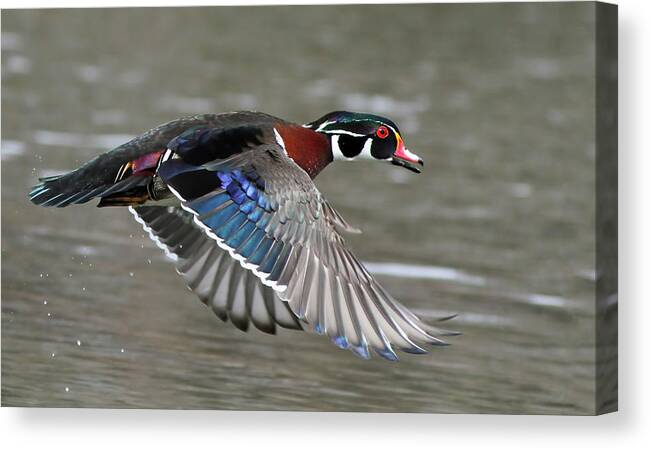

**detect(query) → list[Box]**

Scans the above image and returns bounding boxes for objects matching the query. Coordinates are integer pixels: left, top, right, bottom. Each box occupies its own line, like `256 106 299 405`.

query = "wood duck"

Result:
29 111 457 361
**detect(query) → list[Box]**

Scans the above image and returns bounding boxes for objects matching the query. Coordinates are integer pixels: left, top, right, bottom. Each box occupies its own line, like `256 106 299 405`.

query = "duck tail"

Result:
29 167 152 208
28 144 168 208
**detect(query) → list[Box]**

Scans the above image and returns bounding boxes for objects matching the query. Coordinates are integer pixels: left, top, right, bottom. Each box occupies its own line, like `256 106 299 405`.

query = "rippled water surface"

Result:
2 4 598 413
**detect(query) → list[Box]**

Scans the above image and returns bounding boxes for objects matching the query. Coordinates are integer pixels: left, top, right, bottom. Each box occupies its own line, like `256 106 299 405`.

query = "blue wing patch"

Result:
169 165 289 278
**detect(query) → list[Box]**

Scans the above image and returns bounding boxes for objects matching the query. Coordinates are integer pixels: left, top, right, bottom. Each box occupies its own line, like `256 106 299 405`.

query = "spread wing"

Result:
130 205 303 334
158 144 456 360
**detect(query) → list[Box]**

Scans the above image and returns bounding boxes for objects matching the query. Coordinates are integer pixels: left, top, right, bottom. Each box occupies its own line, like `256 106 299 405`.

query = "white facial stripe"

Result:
316 120 335 132
331 135 346 160
359 138 374 159
323 129 366 138
331 135 375 161
385 124 399 135
322 119 405 162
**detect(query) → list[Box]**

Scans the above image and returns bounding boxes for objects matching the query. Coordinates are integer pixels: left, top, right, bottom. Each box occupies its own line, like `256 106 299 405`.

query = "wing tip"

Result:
331 335 349 349
400 345 428 355
375 347 399 361
350 344 371 360
437 313 458 322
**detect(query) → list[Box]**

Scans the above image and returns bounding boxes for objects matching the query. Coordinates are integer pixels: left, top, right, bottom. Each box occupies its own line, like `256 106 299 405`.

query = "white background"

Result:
1 0 649 447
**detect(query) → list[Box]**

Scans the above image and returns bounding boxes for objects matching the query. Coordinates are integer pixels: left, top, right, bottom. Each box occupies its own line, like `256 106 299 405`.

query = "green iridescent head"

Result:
306 111 423 173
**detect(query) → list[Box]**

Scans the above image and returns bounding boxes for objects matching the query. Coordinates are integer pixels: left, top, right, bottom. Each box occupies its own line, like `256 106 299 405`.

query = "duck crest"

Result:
274 123 332 179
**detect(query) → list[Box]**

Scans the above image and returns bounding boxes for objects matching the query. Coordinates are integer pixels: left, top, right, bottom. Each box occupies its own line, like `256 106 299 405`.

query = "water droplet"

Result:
43 300 48 305
82 287 86 291
47 312 51 317
76 340 81 346
68 273 73 278
65 387 69 392
51 352 56 358
39 273 44 278
129 272 134 277
147 259 152 264
120 348 125 353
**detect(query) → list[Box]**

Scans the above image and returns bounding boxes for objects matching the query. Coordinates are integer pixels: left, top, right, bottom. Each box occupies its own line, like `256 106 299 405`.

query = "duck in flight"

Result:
29 111 457 360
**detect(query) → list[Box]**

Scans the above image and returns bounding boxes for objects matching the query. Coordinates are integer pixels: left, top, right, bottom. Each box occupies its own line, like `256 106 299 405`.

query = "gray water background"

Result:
1 3 598 413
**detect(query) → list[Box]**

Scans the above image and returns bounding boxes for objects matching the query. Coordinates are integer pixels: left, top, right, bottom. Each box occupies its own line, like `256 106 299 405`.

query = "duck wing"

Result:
29 112 283 207
130 205 303 334
158 144 456 360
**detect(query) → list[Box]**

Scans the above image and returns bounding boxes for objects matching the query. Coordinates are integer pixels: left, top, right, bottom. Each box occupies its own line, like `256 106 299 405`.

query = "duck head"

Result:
305 111 424 173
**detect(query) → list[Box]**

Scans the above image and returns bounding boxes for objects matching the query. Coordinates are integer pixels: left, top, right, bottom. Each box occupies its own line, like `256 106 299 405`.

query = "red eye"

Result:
376 126 389 139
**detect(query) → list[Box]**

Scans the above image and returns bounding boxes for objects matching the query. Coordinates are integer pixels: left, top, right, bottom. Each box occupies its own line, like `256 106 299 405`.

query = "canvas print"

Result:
1 2 617 414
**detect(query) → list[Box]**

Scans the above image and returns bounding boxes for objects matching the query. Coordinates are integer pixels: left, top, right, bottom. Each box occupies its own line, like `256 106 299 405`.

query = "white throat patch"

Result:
331 135 374 161
358 138 374 159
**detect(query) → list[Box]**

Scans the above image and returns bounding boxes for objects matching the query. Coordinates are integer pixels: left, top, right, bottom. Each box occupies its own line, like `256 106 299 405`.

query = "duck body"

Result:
29 110 454 361
31 112 331 208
